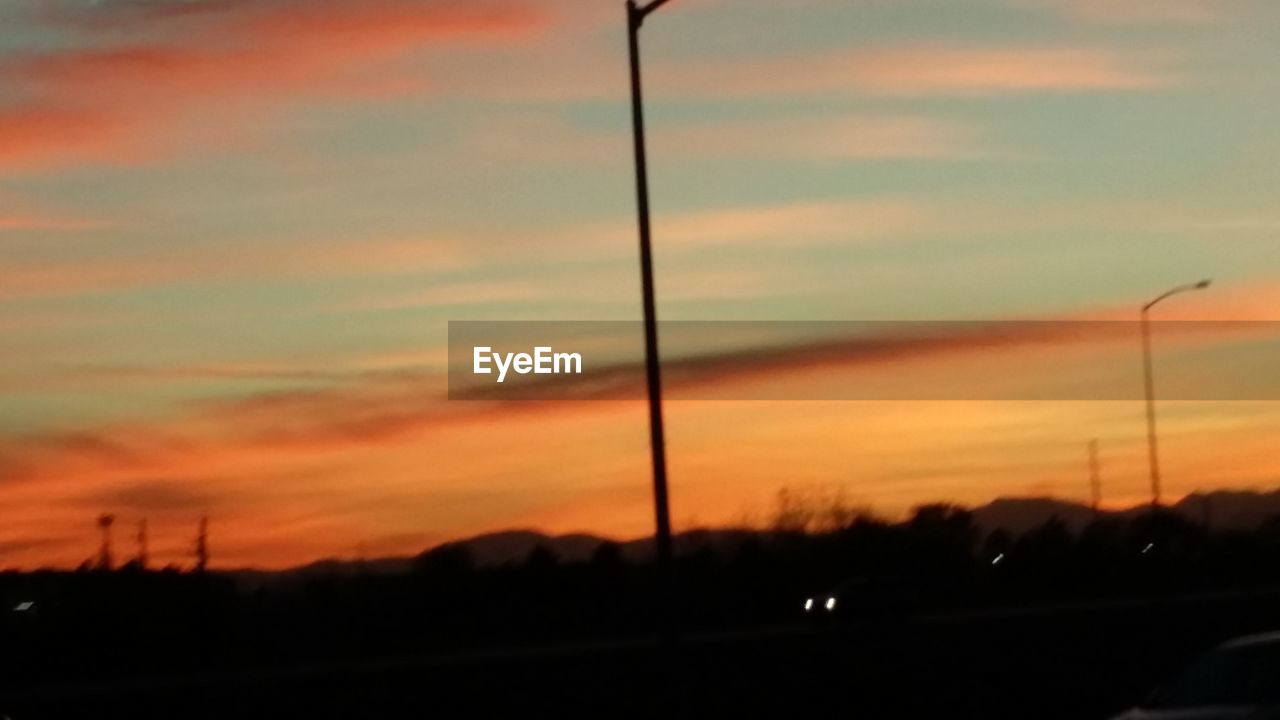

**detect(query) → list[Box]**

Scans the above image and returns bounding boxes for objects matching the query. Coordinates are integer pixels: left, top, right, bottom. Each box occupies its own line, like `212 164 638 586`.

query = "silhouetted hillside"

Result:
219 490 1280 585
971 497 1098 535
1175 489 1280 530
442 529 605 565
422 527 761 566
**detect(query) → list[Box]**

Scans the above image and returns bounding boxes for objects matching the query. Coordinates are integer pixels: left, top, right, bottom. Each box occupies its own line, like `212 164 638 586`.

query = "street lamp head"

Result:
1195 279 1212 289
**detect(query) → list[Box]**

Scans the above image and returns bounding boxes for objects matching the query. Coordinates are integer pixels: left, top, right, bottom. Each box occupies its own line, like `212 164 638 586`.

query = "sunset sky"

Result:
1 0 1278 569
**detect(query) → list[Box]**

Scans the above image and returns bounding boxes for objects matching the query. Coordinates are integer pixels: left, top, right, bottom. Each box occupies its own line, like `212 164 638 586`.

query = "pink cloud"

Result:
655 45 1175 98
0 211 109 231
439 40 1178 102
656 115 979 160
1027 0 1228 25
848 45 1172 93
0 0 547 172
0 257 171 300
0 231 472 301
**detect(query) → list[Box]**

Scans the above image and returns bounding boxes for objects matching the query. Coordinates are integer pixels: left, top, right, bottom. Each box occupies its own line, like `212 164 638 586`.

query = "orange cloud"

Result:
0 105 144 168
2 287 1277 569
0 365 646 568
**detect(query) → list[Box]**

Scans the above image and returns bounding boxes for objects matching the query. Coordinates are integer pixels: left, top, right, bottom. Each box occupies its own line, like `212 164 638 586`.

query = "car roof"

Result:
1219 631 1280 651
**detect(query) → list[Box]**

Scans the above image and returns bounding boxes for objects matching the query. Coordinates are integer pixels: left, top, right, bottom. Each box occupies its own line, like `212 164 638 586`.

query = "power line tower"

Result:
193 516 209 573
1088 439 1102 516
136 518 149 570
96 513 115 570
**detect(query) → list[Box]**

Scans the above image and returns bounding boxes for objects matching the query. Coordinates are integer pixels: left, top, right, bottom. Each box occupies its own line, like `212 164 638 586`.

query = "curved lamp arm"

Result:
1143 279 1212 313
630 0 673 26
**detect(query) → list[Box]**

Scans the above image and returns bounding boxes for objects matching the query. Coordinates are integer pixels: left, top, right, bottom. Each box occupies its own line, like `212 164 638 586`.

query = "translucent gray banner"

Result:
447 321 1280 401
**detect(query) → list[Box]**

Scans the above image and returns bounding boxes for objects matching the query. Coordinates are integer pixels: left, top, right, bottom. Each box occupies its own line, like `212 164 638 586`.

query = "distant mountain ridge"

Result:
228 488 1280 583
973 488 1280 535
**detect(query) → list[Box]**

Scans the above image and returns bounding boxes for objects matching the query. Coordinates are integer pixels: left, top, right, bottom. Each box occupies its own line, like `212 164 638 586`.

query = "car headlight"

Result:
825 596 837 611
804 598 814 612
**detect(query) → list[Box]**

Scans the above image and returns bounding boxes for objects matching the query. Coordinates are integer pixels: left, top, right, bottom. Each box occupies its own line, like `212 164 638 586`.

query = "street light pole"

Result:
1140 279 1211 507
627 0 675 613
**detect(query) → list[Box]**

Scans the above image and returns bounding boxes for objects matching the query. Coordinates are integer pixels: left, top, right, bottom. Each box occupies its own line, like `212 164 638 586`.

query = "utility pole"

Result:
626 0 676 632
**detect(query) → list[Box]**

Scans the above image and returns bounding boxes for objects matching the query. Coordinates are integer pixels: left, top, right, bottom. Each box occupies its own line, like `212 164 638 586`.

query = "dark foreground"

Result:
6 587 1279 720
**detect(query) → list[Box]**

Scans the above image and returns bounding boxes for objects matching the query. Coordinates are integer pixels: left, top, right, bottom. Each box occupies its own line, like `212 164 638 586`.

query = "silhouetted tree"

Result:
771 488 814 535
1129 507 1203 559
136 518 149 571
907 504 978 578
96 513 115 571
982 528 1014 562
523 544 558 571
413 543 475 577
193 516 209 573
1017 516 1073 559
1259 513 1280 543
589 541 624 568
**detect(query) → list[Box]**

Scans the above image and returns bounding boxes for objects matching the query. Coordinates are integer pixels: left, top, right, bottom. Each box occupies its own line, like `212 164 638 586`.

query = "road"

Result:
7 587 1280 719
